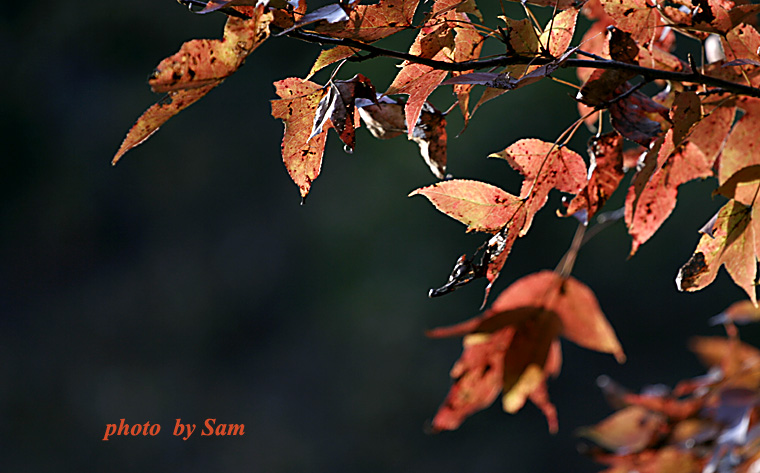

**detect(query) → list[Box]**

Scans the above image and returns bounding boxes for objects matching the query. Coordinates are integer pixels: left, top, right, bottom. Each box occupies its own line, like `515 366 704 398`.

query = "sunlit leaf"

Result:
113 6 272 163
271 78 328 198
410 180 524 233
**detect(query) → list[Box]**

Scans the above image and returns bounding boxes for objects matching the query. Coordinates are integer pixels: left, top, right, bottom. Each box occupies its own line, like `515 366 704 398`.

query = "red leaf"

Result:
602 0 666 47
565 132 625 221
625 127 713 255
489 139 587 235
271 78 328 198
313 0 420 42
113 7 272 163
410 180 524 233
429 271 623 432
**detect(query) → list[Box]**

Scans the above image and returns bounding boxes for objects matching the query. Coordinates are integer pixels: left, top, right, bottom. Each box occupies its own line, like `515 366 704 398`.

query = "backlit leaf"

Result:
410 180 524 233
489 139 587 235
271 78 328 198
113 6 272 163
625 128 713 255
676 199 759 305
313 0 420 42
428 271 623 432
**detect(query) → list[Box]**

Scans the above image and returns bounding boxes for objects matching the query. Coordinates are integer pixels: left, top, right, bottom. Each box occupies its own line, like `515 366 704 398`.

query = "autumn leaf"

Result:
428 271 624 433
718 98 760 201
564 132 625 222
625 126 713 255
602 0 666 47
410 179 524 233
312 0 420 42
113 6 272 163
357 98 448 178
307 46 357 78
710 300 760 325
577 405 665 453
489 139 587 235
310 74 376 152
271 78 328 198
537 7 579 58
676 199 759 305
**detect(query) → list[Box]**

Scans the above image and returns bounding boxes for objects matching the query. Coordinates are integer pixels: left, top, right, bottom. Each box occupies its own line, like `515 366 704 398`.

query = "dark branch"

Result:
284 29 760 99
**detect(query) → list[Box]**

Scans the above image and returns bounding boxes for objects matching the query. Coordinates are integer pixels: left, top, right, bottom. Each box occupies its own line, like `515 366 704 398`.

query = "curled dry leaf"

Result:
564 131 625 222
113 6 272 163
358 98 447 178
310 74 376 152
428 271 623 433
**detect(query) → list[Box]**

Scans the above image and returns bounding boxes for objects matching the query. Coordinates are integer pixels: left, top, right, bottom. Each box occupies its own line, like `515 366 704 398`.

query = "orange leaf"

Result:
718 98 760 202
410 179 524 233
578 405 664 453
113 7 272 163
429 271 623 432
537 7 579 58
313 0 420 42
676 199 759 305
271 78 328 198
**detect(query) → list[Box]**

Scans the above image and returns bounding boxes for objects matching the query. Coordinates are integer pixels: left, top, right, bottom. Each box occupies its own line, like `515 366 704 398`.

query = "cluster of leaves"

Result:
114 0 760 446
579 301 760 473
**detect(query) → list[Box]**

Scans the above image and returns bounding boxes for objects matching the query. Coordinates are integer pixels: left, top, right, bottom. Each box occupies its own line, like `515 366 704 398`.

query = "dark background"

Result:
1 1 754 471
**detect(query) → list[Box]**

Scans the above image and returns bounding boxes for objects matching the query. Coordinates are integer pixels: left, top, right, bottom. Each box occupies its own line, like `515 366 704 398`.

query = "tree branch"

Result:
285 29 760 99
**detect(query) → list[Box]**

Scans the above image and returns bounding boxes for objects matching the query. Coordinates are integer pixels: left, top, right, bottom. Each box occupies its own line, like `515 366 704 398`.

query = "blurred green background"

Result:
2 1 755 471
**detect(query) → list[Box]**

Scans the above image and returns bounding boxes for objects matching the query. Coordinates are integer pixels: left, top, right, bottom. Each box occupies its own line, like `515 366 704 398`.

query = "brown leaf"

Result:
565 132 625 221
357 98 448 178
113 7 272 163
310 74 376 152
608 88 671 147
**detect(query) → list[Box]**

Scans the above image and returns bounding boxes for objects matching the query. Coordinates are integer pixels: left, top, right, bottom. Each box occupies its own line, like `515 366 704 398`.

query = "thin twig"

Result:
283 29 760 98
